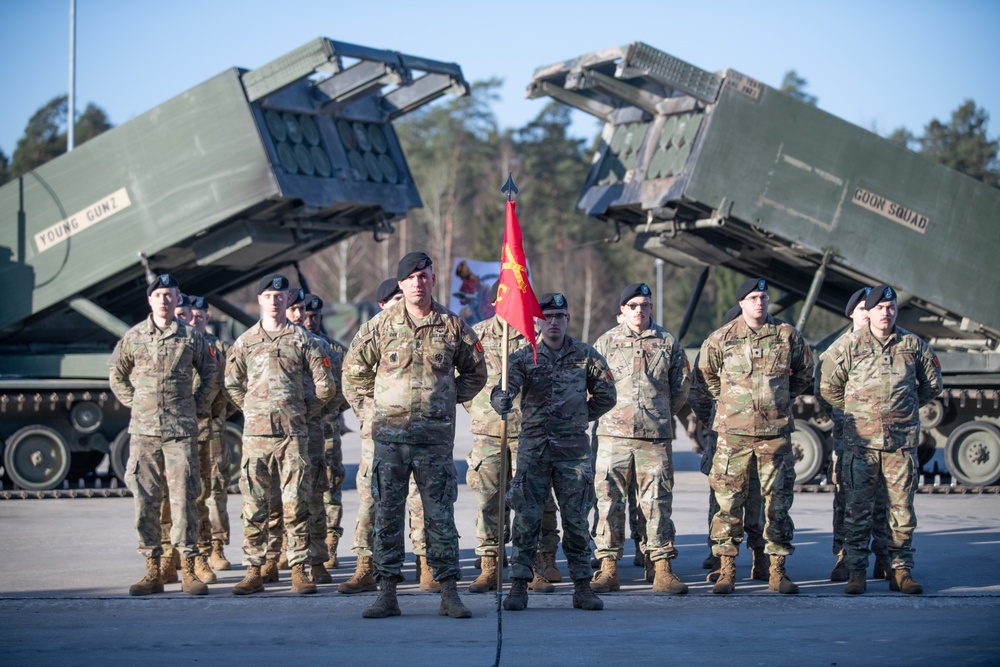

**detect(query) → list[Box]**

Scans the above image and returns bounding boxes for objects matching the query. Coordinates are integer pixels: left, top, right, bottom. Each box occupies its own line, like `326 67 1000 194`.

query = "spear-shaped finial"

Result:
501 172 518 201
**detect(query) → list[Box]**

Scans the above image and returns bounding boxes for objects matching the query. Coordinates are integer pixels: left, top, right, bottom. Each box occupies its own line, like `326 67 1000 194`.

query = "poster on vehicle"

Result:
448 257 500 326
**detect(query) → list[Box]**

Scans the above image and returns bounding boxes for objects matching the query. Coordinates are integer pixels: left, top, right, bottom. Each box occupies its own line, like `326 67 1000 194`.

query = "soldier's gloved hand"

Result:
490 386 513 415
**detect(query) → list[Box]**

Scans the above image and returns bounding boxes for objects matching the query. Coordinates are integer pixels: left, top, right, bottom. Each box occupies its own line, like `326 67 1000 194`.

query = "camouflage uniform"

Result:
593 321 690 563
109 316 218 559
342 299 486 582
698 315 813 557
319 336 349 547
225 322 334 567
503 336 617 582
818 325 942 571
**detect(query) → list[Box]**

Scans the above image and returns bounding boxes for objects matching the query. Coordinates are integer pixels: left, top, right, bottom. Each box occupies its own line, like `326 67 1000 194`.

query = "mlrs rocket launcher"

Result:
530 42 1000 486
0 38 468 491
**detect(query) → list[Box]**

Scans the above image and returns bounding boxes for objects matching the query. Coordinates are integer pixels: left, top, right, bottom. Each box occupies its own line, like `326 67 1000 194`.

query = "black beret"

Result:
619 282 652 306
288 288 307 307
397 251 433 281
376 278 402 304
844 287 872 317
305 295 324 312
736 277 768 301
723 305 742 325
490 280 500 304
189 295 208 310
147 273 180 296
258 273 289 294
176 293 191 308
864 284 896 310
538 292 568 311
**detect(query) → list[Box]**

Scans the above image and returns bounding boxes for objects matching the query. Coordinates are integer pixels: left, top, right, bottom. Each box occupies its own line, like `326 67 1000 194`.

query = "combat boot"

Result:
232 565 265 595
751 547 770 582
768 555 799 594
362 579 401 619
651 559 688 595
702 552 719 570
538 551 562 583
208 540 231 571
194 555 217 584
310 561 332 584
261 559 280 583
528 568 555 593
572 579 604 611
278 533 290 570
323 532 339 569
418 555 440 592
291 563 317 594
160 550 178 584
845 570 866 595
129 556 164 596
590 557 620 593
873 554 892 580
468 555 498 593
889 568 922 595
830 554 849 582
712 555 736 595
338 555 378 594
181 556 209 595
633 538 645 568
438 577 472 618
503 578 529 611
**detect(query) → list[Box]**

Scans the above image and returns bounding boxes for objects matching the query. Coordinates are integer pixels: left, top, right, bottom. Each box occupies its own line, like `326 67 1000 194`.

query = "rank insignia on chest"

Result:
390 352 398 363
752 348 762 359
882 355 892 365
435 354 443 363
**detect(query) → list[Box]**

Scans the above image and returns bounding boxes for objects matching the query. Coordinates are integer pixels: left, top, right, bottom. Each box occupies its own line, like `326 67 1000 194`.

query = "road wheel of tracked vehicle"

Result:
945 422 1000 487
223 422 243 486
790 421 826 484
4 425 71 491
110 429 131 485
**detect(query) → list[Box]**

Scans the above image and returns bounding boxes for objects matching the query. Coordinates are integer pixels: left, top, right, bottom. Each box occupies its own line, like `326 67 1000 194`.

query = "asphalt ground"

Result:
2 411 998 666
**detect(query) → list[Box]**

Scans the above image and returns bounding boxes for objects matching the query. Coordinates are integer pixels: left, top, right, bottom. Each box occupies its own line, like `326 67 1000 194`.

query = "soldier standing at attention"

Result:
110 274 218 596
819 285 942 595
343 253 487 619
226 274 335 596
698 278 813 595
591 283 690 595
492 292 617 612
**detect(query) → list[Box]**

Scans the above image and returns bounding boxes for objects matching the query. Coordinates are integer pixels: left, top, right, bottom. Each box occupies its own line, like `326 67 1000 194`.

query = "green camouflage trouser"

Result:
351 437 425 557
322 420 345 538
843 447 918 571
832 444 889 558
466 433 560 557
508 443 595 582
701 433 764 550
240 435 311 566
594 436 679 562
128 434 199 558
206 417 231 544
710 432 795 557
591 431 640 549
371 442 460 582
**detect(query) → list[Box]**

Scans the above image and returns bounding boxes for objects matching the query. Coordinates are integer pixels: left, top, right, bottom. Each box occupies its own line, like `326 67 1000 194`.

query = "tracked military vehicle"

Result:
0 38 468 490
530 42 1000 486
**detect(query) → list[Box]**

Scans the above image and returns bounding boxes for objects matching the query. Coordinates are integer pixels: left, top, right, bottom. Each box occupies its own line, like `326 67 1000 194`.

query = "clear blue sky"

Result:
1 0 998 157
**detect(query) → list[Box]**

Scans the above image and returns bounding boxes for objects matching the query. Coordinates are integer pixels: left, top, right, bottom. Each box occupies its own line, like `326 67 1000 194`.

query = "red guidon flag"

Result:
494 200 543 360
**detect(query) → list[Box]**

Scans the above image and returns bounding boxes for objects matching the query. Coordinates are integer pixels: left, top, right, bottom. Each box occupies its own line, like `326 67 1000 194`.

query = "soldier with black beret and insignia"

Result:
343 253 487 619
110 274 219 596
819 285 942 595
698 277 814 595
492 292 617 612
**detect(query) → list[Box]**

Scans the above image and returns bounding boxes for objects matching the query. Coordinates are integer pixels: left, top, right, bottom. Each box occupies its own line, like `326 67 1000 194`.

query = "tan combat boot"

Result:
590 557 620 593
468 555 498 593
129 556 164 596
181 556 209 595
208 540 231 571
651 559 688 595
751 547 770 582
712 555 736 595
845 570 866 595
338 555 378 594
572 579 604 611
768 555 799 594
538 551 562 582
323 532 339 570
160 548 178 584
362 579 401 618
278 532 290 570
291 563 317 594
194 555 217 584
830 553 849 582
232 565 265 595
311 561 332 584
889 568 922 594
418 555 440 592
528 568 555 593
261 559 280 583
503 578 529 611
633 538 645 568
438 576 472 618
873 554 892 581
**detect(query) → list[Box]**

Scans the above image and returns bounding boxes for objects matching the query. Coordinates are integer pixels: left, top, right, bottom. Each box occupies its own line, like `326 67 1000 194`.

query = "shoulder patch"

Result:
208 345 216 358
931 356 940 368
323 356 331 368
475 340 484 353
